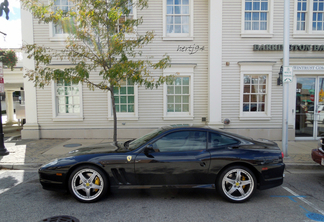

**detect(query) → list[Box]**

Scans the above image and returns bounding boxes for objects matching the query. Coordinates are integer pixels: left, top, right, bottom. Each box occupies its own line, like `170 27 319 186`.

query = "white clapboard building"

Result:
21 0 324 141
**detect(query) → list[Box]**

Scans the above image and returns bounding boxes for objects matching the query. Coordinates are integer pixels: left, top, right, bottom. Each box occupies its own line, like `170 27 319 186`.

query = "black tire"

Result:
217 165 256 203
68 165 108 203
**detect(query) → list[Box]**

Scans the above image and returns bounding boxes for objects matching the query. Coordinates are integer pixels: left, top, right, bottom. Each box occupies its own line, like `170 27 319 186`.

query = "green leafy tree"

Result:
21 0 174 143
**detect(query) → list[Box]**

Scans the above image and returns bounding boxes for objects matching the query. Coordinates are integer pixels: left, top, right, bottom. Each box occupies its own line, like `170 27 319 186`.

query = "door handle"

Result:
200 162 206 167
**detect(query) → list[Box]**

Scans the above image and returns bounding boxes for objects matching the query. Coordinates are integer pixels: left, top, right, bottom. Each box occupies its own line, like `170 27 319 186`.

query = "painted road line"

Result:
283 186 324 215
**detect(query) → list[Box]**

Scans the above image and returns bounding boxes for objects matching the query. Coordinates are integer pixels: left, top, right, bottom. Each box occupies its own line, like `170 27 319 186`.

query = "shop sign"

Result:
293 65 324 70
283 66 293 83
177 44 205 55
0 62 4 93
253 44 324 51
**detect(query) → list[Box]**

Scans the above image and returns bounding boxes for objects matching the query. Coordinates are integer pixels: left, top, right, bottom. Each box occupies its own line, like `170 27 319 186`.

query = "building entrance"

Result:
296 77 324 139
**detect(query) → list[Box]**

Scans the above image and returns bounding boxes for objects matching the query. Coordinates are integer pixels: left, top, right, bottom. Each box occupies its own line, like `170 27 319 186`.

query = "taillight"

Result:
281 152 284 158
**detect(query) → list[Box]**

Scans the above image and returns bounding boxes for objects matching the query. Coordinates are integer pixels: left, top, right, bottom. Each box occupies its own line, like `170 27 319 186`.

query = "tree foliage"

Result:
21 0 174 142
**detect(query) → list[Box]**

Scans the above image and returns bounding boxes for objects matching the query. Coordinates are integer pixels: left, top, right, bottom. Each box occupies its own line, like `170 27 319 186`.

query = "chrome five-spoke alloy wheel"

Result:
68 165 108 203
217 166 256 203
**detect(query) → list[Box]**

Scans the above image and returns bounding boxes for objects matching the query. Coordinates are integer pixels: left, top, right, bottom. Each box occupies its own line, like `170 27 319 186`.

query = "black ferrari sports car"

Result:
39 125 285 203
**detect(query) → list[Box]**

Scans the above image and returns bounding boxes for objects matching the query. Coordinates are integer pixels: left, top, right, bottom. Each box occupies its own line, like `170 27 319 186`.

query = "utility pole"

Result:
0 62 8 156
282 0 290 157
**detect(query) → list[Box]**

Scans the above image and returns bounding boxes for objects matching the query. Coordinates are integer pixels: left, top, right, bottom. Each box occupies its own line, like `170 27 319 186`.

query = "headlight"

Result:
41 158 58 168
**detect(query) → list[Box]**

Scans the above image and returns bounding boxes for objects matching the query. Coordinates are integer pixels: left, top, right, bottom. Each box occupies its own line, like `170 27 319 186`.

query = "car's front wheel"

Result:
68 165 108 203
217 166 256 203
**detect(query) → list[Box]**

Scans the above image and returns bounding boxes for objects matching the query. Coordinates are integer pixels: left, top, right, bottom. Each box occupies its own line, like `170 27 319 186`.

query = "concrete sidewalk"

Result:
0 129 322 170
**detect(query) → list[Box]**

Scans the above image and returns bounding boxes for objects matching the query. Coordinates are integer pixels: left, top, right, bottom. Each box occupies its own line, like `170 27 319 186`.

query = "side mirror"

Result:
144 145 154 154
144 145 154 158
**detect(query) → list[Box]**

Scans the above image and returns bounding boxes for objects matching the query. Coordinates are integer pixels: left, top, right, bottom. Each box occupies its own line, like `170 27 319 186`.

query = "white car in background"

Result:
306 105 324 124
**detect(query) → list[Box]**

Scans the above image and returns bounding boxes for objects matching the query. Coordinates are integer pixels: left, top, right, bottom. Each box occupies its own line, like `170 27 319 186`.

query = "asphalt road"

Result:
0 168 323 222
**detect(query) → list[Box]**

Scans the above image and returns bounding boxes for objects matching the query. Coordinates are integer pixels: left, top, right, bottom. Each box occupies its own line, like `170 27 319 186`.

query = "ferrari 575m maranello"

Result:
39 125 285 203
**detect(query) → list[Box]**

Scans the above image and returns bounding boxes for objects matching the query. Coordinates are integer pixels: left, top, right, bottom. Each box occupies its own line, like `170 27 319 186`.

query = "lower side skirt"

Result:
113 184 216 189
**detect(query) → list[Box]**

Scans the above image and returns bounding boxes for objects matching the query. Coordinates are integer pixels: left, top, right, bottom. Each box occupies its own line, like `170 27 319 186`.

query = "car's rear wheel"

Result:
217 165 256 203
68 165 108 203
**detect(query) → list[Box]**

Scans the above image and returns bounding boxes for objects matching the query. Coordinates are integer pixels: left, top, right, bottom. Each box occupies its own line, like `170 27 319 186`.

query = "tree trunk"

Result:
110 86 117 144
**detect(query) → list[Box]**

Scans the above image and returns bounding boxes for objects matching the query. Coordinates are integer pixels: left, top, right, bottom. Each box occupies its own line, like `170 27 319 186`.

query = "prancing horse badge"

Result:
127 156 132 161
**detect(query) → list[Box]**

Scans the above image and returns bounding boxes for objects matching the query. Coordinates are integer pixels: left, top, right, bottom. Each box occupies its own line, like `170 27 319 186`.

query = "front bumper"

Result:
39 168 67 191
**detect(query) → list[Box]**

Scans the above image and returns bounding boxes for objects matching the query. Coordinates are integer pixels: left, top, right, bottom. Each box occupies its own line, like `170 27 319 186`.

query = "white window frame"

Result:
163 64 195 120
241 0 274 38
49 0 73 41
49 0 137 41
108 82 139 121
118 0 138 39
238 62 274 120
51 76 84 122
163 0 194 41
293 0 324 38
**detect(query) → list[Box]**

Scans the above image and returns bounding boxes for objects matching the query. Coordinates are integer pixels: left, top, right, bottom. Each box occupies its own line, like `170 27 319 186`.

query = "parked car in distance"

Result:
306 105 324 124
311 137 324 166
39 125 285 203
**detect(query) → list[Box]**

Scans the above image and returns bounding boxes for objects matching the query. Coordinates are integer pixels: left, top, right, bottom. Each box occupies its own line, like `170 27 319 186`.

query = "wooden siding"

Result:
33 0 209 133
222 0 324 130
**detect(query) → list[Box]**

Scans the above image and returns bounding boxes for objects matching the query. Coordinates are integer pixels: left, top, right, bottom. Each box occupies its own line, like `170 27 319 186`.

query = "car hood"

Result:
66 142 128 156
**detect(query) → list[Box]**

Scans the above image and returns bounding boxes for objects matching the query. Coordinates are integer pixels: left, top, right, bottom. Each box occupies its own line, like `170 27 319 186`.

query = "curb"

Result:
0 163 42 170
284 163 323 170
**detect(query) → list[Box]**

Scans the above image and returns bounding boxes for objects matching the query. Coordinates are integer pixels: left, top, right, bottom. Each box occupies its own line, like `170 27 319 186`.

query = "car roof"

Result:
161 125 253 141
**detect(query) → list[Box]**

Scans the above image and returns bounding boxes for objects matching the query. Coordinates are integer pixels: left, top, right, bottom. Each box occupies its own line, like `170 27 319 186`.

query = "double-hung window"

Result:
243 75 267 113
114 79 135 113
294 0 324 37
313 0 324 31
241 0 273 37
163 0 193 40
239 62 274 120
50 0 73 39
52 77 83 121
108 79 138 120
167 77 190 113
163 65 194 120
116 0 137 35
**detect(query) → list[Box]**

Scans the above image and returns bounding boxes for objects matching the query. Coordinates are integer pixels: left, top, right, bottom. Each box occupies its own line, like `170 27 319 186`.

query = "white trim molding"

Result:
293 0 324 39
238 61 276 121
51 79 84 122
208 0 223 127
163 64 196 120
162 0 194 41
107 83 139 121
241 0 274 38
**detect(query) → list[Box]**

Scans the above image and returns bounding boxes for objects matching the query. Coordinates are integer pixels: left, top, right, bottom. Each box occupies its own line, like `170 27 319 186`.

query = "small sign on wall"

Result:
283 66 293 83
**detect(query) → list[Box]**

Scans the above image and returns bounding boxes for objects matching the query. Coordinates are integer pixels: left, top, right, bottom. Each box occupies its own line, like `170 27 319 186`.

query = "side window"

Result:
209 133 239 148
152 131 206 152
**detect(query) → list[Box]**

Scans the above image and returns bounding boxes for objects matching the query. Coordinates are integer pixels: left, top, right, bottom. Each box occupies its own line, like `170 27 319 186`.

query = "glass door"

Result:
296 77 324 139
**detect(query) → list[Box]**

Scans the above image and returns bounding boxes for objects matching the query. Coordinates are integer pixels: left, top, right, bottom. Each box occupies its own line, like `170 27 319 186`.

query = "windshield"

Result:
128 128 164 151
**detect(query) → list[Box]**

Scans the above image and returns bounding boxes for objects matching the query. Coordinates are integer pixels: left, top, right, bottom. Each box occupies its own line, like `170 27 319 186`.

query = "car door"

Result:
208 132 242 176
134 130 211 185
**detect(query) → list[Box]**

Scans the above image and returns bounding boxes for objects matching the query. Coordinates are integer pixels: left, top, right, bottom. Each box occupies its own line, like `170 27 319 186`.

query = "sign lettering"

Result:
253 44 324 51
177 44 205 55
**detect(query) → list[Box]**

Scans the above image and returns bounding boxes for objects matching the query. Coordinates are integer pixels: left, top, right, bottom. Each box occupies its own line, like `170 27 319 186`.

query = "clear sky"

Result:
0 0 22 49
